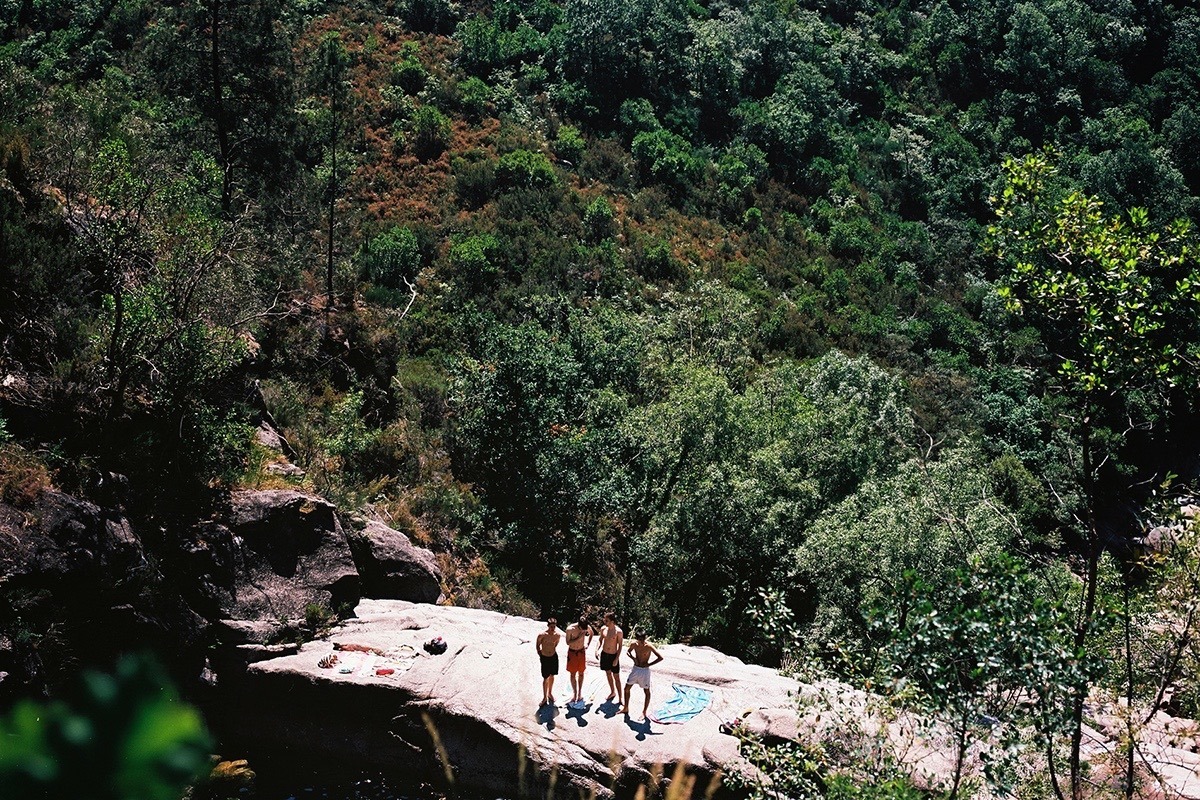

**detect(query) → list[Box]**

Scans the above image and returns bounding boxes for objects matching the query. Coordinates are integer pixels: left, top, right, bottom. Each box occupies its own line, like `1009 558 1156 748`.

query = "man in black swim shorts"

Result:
595 611 624 703
536 617 561 706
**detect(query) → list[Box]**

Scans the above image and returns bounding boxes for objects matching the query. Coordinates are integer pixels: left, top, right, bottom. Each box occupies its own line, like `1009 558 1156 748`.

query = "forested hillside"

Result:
4 1 1200 793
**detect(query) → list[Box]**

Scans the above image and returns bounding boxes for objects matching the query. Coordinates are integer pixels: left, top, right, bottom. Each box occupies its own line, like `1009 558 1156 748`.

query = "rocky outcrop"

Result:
0 491 146 583
222 600 757 798
216 490 361 621
0 491 205 695
354 521 442 604
222 600 1200 800
1086 707 1200 799
0 485 446 690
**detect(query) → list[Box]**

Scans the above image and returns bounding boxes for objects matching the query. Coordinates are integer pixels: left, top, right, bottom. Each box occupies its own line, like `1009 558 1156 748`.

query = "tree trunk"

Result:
1069 416 1099 800
1124 575 1135 800
326 57 338 319
209 0 232 217
949 710 969 800
107 279 126 418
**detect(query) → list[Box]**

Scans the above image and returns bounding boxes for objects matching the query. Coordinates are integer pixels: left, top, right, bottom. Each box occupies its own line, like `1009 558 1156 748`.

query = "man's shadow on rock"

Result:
624 717 660 742
536 703 559 730
595 698 621 719
564 702 591 727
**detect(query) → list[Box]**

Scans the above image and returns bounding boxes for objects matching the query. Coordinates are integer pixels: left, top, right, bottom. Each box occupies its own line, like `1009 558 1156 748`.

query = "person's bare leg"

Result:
642 688 650 721
570 671 580 702
548 674 555 704
542 675 553 705
620 683 631 715
606 670 617 701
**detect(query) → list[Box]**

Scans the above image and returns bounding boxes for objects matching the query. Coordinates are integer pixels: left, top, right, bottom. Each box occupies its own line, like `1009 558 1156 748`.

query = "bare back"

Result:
627 640 659 668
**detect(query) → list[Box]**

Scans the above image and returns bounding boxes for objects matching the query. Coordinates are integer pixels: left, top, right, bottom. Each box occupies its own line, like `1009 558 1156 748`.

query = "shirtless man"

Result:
620 627 664 721
564 615 594 706
594 611 624 703
535 617 562 706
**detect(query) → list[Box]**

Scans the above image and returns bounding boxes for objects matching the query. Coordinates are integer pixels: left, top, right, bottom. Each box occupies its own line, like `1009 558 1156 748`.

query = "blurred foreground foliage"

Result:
0 653 211 800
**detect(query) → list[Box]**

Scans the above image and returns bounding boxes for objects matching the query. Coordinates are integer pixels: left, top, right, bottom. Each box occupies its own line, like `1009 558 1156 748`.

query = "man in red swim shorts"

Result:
564 615 594 707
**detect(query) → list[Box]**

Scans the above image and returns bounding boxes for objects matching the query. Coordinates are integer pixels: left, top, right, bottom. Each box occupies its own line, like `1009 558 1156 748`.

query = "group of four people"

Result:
535 611 664 721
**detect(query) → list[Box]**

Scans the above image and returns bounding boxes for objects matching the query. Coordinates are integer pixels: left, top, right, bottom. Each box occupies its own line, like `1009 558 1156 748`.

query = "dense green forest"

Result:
4 0 1200 795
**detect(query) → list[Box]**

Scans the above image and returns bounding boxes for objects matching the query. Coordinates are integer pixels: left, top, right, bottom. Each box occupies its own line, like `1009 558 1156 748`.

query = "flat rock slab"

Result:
227 600 1200 800
232 600 796 797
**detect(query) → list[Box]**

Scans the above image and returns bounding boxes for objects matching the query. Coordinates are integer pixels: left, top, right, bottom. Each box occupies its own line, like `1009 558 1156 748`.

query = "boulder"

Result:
0 491 146 586
0 491 207 694
218 490 361 621
356 521 442 603
254 422 286 452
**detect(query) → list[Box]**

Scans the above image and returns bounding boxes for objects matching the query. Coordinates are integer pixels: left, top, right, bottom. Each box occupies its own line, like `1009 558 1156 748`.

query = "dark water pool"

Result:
251 771 441 800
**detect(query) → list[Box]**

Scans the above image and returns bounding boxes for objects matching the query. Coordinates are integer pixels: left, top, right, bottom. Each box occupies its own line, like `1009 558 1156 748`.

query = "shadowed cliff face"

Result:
0 490 207 697
0 487 441 699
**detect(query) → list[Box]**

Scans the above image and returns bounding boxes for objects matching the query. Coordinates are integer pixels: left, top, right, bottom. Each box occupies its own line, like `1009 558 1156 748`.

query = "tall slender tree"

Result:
311 31 350 317
989 152 1200 800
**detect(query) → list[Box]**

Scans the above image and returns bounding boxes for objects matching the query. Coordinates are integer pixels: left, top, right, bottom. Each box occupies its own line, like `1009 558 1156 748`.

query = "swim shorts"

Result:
599 651 619 673
627 665 651 690
567 648 586 673
540 653 559 678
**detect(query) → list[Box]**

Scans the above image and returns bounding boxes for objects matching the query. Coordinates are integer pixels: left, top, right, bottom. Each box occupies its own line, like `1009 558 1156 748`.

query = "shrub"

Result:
455 17 546 76
494 149 558 191
0 654 211 800
553 124 586 165
454 16 502 75
397 0 458 34
619 98 660 139
579 137 634 188
453 155 497 208
0 444 53 508
304 602 335 635
582 195 615 243
457 76 491 119
411 105 451 159
717 142 767 210
450 233 503 287
634 238 680 281
449 232 504 297
743 206 764 230
361 226 421 288
630 128 702 193
391 57 427 95
551 80 597 121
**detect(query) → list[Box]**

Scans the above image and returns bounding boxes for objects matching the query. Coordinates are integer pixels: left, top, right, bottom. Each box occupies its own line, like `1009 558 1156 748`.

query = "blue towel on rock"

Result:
649 683 712 724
